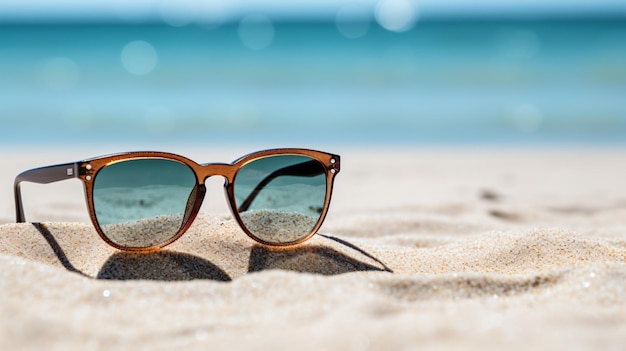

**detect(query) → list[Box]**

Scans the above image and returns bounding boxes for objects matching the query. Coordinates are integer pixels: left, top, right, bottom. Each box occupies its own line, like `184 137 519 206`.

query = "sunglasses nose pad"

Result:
223 181 239 219
183 184 205 225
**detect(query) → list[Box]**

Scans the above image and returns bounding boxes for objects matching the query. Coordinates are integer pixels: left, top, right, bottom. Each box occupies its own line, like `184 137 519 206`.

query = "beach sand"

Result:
1 147 625 350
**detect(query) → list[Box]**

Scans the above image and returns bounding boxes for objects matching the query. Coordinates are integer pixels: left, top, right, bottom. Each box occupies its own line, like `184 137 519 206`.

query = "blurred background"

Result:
0 0 625 148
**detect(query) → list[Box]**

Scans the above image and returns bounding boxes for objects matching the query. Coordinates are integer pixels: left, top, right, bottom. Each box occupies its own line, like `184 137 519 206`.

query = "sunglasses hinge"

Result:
79 163 95 179
329 156 340 173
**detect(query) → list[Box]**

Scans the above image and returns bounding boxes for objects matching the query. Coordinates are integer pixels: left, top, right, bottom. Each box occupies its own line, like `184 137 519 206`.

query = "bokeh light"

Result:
157 1 195 27
335 4 370 39
238 14 274 50
120 40 158 75
41 57 79 91
375 0 418 32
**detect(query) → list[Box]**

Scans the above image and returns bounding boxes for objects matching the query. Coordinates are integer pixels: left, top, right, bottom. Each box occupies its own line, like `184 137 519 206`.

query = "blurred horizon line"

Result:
1 12 626 26
2 0 626 26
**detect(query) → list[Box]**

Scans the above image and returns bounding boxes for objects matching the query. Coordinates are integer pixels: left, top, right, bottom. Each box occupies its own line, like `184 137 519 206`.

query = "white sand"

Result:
240 209 318 243
1 148 625 350
100 213 185 248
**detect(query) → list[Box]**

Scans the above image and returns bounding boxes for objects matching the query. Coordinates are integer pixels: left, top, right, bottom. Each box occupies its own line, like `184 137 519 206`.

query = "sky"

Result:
1 0 626 23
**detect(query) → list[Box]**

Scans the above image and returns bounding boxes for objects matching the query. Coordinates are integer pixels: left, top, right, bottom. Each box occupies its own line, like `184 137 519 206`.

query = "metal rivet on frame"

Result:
86 176 92 181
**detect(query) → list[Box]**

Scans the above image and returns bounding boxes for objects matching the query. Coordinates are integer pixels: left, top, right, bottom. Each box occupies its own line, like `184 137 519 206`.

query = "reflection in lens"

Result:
234 155 327 244
93 159 196 248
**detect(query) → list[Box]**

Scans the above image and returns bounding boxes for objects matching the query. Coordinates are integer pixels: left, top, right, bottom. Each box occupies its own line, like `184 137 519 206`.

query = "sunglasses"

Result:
14 148 340 251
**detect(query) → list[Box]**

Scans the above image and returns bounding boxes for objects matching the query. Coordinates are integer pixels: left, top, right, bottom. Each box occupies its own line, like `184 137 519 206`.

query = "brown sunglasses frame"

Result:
14 148 340 252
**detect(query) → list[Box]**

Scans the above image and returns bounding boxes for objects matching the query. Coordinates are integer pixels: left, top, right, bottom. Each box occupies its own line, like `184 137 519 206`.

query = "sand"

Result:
1 147 625 350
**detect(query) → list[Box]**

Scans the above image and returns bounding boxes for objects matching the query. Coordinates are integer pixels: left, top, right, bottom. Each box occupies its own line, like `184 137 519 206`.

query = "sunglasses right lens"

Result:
92 158 197 249
234 155 327 244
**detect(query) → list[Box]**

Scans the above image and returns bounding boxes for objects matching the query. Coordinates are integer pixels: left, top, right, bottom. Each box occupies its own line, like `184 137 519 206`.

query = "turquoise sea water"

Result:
0 19 625 146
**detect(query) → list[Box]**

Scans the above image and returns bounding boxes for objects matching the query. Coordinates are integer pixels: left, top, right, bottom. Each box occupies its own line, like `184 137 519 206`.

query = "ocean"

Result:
0 19 625 147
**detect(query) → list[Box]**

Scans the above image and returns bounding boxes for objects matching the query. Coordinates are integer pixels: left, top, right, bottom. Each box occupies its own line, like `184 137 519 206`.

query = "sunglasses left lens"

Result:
92 158 197 248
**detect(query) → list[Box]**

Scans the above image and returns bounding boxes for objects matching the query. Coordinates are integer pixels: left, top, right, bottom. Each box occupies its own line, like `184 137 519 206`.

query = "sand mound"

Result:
2 149 626 350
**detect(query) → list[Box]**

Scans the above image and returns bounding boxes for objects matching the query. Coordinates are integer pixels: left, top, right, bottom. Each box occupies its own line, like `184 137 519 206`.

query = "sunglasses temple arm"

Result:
14 162 80 223
238 160 324 212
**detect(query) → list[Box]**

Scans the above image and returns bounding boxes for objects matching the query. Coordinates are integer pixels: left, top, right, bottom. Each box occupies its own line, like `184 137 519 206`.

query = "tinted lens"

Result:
93 159 197 248
234 155 327 244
